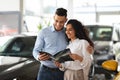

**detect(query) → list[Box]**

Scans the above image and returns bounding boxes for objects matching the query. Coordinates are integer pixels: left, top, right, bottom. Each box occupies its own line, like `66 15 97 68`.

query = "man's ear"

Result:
53 16 55 20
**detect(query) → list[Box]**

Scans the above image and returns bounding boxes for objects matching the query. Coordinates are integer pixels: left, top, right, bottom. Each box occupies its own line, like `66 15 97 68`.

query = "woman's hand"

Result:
54 61 62 68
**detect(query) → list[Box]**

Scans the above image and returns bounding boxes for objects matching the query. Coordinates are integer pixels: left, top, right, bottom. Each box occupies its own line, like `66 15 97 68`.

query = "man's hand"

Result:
38 52 50 61
87 45 94 54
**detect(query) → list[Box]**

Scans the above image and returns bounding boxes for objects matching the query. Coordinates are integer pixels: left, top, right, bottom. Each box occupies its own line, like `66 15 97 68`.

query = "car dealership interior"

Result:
0 0 120 80
0 0 120 33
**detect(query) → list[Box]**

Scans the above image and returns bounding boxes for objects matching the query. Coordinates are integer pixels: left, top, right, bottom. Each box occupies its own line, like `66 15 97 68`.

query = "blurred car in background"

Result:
0 34 39 80
86 24 115 80
112 24 120 66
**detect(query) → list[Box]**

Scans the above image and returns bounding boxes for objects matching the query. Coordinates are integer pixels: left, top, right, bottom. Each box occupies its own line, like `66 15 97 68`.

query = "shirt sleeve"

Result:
80 40 93 68
59 63 66 71
63 40 93 70
32 30 45 61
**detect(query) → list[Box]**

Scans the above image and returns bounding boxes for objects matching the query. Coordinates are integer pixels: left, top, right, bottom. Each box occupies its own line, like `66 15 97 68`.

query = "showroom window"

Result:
23 0 69 32
23 0 120 32
73 0 120 25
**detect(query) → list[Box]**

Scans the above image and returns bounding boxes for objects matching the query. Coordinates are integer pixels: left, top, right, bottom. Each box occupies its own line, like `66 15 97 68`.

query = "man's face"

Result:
53 14 67 31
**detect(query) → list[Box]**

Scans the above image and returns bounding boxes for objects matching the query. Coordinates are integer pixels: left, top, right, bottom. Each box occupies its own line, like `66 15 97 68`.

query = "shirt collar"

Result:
51 25 65 32
51 25 56 32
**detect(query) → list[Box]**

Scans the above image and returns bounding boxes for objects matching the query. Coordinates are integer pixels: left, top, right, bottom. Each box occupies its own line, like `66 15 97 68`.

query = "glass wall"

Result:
0 11 21 36
23 0 120 32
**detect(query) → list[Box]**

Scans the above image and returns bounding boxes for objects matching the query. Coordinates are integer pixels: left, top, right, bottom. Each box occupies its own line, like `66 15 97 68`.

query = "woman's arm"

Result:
69 45 93 62
69 54 83 62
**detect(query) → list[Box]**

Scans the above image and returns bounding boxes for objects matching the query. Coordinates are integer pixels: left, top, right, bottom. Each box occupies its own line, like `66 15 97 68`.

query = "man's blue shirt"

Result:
33 25 68 68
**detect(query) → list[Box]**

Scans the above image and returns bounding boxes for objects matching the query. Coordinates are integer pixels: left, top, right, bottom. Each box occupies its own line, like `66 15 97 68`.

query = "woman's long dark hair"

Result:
66 19 94 48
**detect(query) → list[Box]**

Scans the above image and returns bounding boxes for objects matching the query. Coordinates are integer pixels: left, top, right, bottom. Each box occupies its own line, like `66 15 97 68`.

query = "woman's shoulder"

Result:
77 39 89 45
76 39 90 50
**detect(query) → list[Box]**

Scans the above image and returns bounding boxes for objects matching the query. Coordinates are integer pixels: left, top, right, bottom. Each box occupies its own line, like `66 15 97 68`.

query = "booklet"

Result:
39 48 74 63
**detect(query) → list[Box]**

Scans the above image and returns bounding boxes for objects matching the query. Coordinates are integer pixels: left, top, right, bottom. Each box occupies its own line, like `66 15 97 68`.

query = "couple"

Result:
33 8 94 80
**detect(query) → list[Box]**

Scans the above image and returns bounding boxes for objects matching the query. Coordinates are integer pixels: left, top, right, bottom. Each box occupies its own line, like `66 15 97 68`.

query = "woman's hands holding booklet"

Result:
54 61 62 68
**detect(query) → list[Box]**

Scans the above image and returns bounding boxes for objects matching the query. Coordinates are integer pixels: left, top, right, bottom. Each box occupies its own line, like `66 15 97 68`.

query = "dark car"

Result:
0 34 39 80
86 24 115 79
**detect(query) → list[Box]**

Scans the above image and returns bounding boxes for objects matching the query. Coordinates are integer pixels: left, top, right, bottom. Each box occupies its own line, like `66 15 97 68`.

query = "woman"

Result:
55 19 94 80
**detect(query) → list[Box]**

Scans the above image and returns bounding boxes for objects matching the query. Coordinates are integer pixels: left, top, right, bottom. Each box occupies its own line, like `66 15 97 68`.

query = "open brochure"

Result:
40 48 74 63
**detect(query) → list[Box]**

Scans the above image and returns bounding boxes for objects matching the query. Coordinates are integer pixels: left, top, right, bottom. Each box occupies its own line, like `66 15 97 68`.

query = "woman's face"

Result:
65 24 76 41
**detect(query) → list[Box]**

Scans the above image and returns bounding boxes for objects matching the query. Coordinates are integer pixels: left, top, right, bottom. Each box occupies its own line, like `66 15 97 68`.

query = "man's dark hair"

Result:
55 8 67 17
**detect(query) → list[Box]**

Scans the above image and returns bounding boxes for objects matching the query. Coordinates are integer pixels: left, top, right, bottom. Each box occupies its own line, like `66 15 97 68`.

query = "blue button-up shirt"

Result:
33 25 68 68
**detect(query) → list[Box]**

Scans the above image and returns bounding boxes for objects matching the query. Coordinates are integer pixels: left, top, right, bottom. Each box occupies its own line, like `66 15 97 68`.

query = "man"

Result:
33 8 68 80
